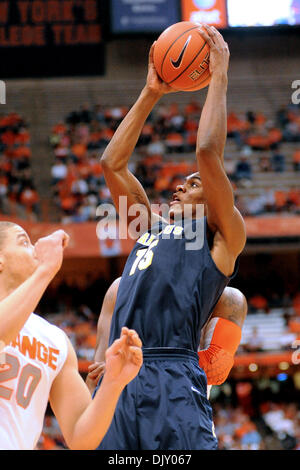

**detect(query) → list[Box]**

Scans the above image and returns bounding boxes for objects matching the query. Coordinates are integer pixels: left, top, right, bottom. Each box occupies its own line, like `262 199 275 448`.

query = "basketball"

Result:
153 21 211 92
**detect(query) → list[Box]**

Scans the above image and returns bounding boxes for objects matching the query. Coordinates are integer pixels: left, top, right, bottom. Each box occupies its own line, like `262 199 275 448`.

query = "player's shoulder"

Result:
30 312 59 328
29 313 69 343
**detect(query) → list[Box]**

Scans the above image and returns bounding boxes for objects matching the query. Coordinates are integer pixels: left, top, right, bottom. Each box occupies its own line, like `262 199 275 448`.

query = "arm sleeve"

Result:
198 317 242 386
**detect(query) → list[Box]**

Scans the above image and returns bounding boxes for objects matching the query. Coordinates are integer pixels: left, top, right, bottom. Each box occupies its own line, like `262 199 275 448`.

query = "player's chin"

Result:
168 204 183 220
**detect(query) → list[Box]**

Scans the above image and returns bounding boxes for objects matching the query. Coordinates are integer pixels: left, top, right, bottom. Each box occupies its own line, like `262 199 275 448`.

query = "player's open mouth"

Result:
170 200 181 206
170 194 181 206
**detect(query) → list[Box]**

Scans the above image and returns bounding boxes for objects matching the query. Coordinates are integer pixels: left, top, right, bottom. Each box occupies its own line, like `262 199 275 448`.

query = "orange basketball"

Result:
153 21 211 92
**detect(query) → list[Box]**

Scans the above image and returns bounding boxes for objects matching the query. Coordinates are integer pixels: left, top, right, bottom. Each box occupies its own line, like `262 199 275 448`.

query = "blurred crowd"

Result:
36 385 300 450
1 101 299 223
49 101 300 222
0 112 40 220
37 400 300 451
213 400 300 450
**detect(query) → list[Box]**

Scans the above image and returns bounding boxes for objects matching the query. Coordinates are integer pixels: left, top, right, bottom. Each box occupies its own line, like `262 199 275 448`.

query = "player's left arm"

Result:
198 287 248 385
49 328 142 450
196 25 246 266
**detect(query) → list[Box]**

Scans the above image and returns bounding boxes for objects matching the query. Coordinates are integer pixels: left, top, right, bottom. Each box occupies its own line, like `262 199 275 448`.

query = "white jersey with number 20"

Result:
0 313 68 449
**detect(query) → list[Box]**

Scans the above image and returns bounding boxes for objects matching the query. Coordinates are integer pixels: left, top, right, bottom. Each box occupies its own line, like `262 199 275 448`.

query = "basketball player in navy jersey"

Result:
87 279 247 397
95 24 246 449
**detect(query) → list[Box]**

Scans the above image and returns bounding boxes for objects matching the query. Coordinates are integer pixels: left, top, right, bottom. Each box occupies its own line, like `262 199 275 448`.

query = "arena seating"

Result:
0 111 41 220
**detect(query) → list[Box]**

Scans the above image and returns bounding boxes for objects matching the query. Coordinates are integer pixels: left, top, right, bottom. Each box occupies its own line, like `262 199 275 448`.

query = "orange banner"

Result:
181 0 228 28
0 216 134 258
233 351 293 366
0 215 299 258
245 216 300 237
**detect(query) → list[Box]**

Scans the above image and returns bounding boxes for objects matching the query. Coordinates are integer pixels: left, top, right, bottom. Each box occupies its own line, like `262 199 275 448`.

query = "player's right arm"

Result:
100 44 175 233
85 277 120 394
195 25 246 275
0 230 68 346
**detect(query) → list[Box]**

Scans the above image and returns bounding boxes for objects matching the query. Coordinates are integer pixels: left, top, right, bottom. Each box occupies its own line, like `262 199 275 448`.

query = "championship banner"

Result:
0 0 105 77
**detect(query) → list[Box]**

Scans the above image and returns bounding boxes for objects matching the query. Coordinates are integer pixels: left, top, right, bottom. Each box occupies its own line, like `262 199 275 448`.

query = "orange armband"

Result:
198 317 242 386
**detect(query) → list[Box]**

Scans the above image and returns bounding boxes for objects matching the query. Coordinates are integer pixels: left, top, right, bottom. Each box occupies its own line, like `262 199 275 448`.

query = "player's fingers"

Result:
121 327 142 348
107 335 126 356
127 329 142 348
201 23 217 40
210 25 223 39
129 346 143 365
88 361 104 372
88 368 104 380
210 25 228 50
196 25 215 49
62 232 70 249
87 370 100 380
149 42 156 65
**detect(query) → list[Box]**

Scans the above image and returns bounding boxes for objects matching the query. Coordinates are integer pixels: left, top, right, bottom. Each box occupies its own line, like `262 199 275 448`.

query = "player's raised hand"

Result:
197 24 229 77
145 42 177 96
103 327 143 387
34 230 69 279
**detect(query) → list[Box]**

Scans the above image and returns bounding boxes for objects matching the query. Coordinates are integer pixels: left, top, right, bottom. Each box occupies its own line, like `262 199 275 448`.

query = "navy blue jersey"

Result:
108 217 238 351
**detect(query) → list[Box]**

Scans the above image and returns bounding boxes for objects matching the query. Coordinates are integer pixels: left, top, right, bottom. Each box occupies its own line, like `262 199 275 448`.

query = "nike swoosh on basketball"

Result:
170 35 192 68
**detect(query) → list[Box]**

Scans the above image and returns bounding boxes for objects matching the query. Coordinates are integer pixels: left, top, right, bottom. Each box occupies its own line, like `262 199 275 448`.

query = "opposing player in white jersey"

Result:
0 221 143 450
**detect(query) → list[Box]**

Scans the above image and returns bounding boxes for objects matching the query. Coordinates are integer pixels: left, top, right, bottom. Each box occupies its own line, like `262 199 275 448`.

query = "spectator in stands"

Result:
287 187 300 213
50 102 300 222
262 402 298 450
243 326 264 352
0 112 40 220
283 121 300 142
51 160 68 185
77 103 93 124
235 413 262 450
245 194 265 216
249 294 269 313
274 190 288 213
259 153 272 172
271 149 286 172
264 188 276 213
292 149 300 171
276 106 289 128
147 133 166 157
54 143 70 163
223 155 237 181
138 122 153 147
235 155 252 183
246 127 270 151
246 110 256 125
19 183 40 220
93 103 106 124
